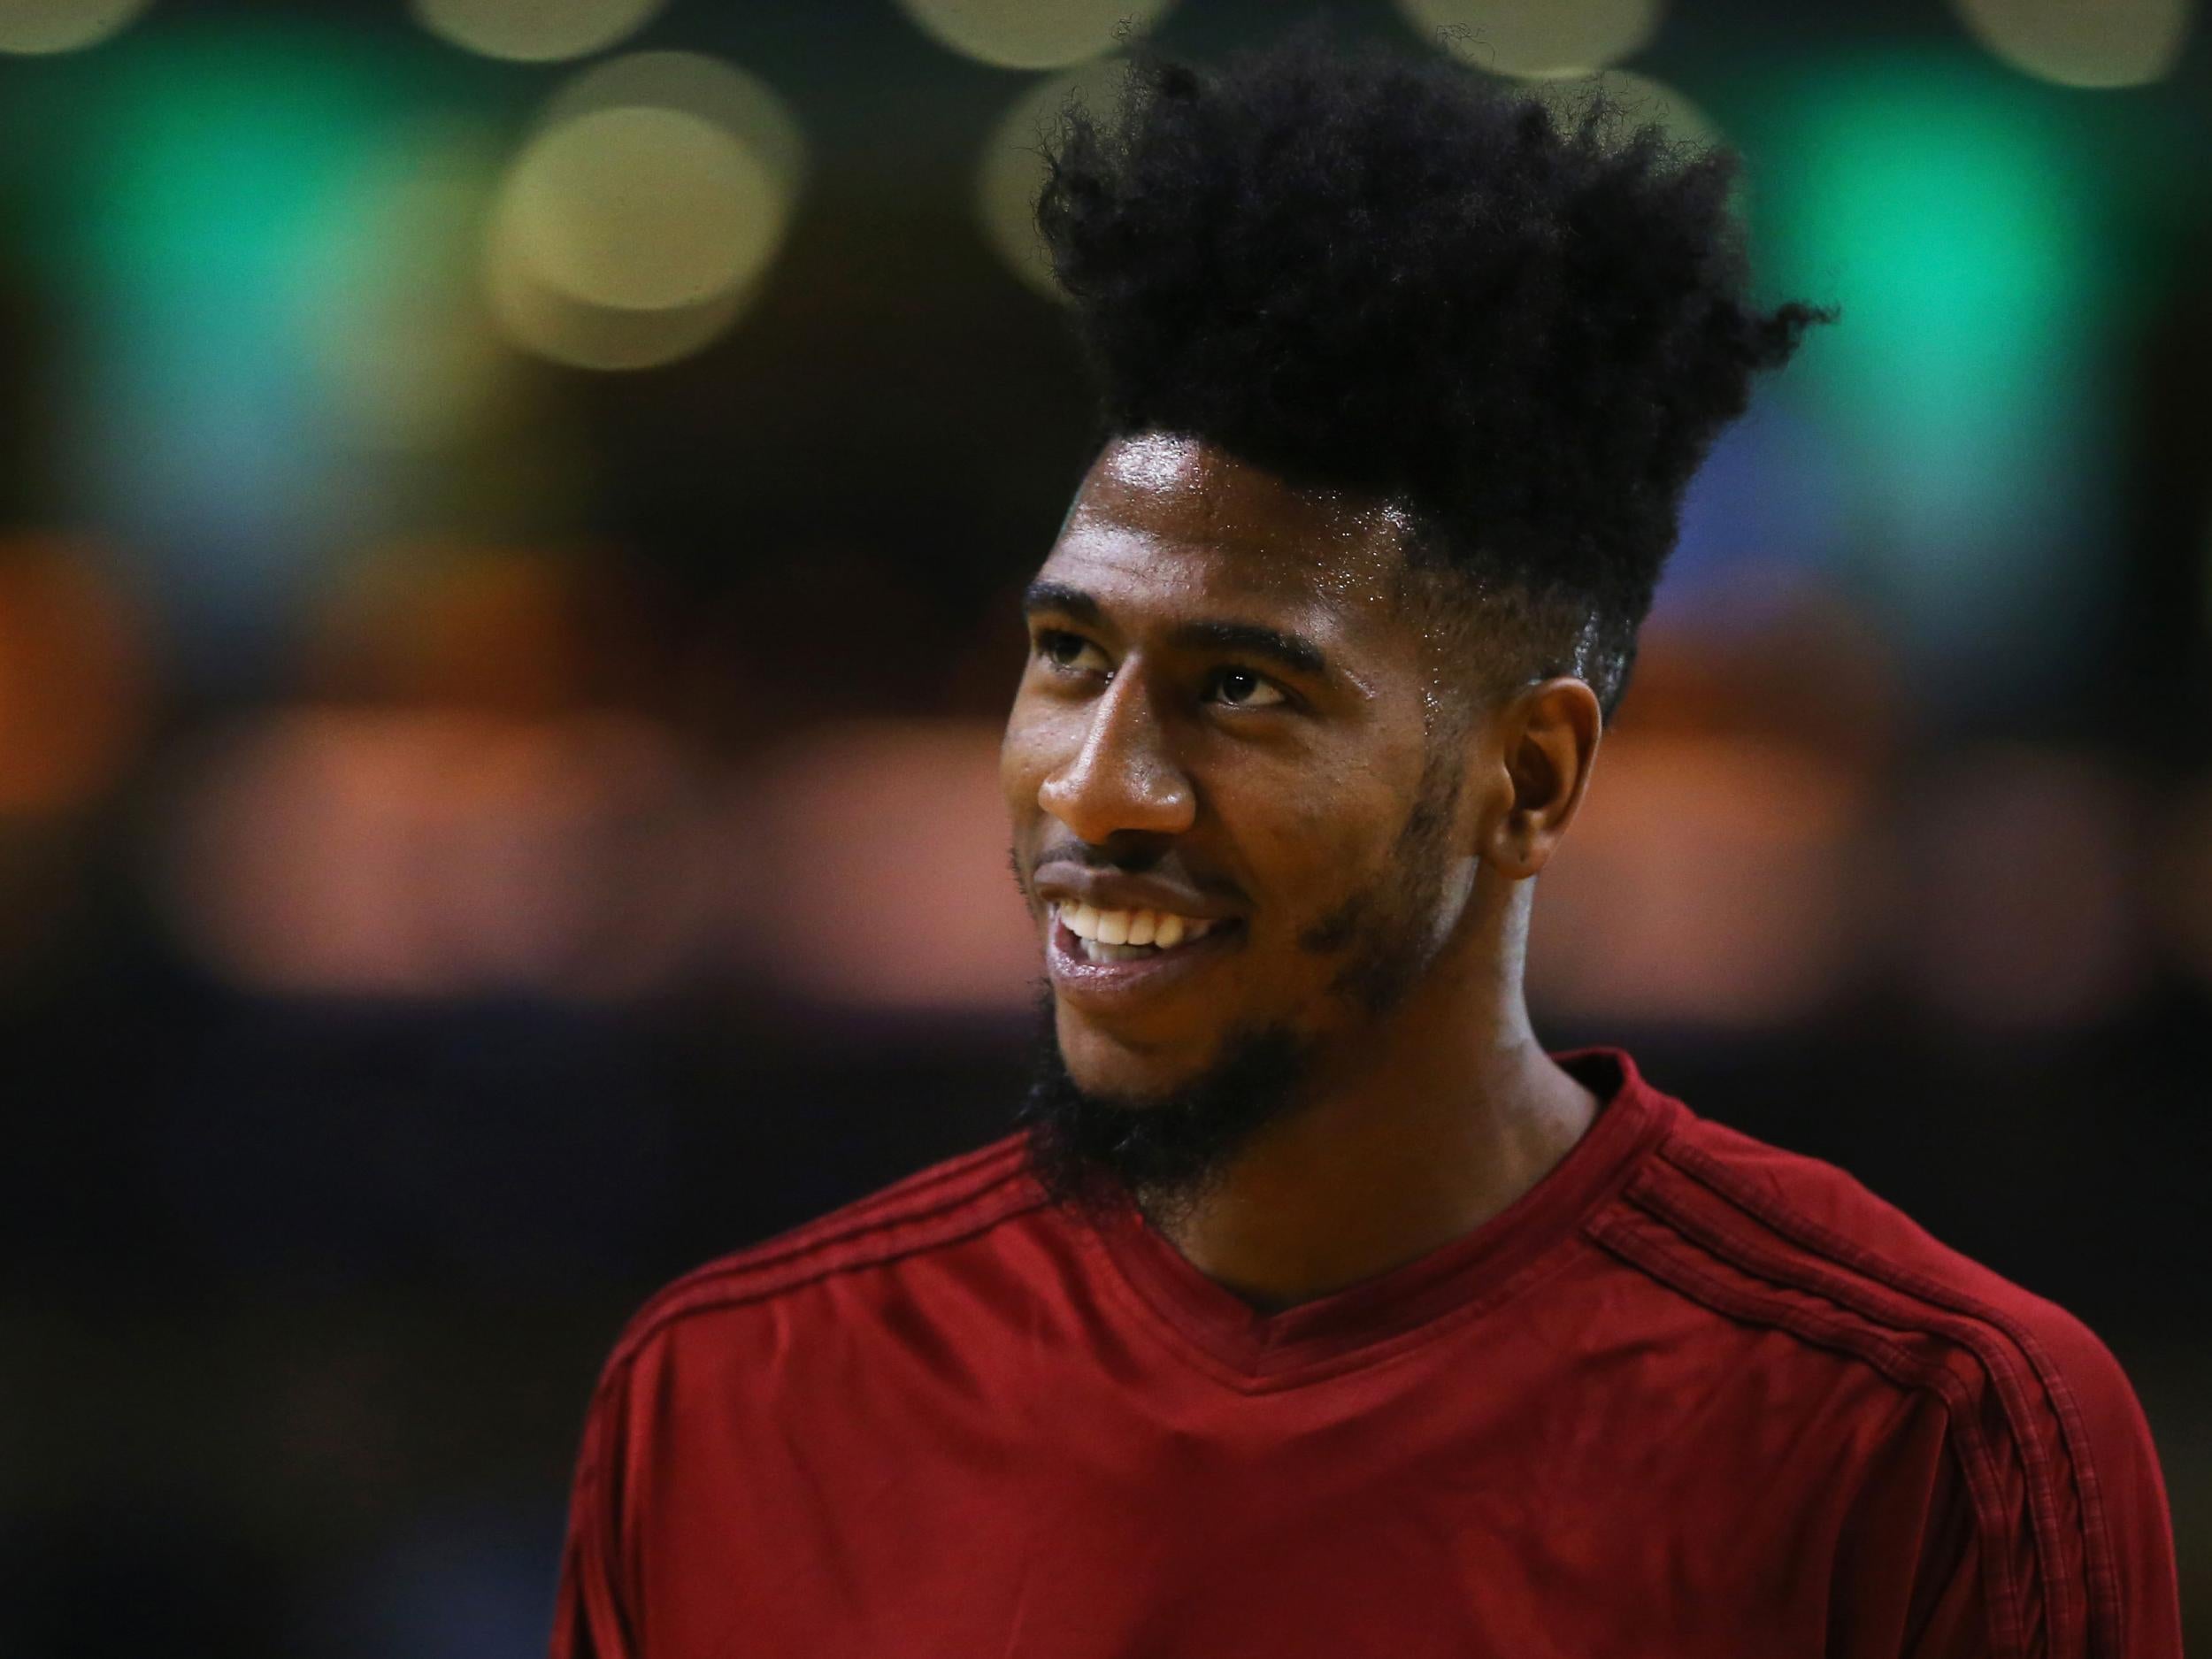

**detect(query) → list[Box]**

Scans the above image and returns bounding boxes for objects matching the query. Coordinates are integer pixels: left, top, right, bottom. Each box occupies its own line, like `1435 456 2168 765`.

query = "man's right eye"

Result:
1036 630 1110 675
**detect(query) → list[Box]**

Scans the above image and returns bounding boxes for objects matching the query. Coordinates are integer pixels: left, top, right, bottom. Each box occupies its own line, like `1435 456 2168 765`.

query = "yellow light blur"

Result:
484 51 803 372
498 108 780 311
488 256 750 371
310 122 511 450
0 0 151 55
1398 0 1664 77
974 58 1128 302
1953 0 2193 88
895 0 1175 70
410 0 666 64
537 50 807 196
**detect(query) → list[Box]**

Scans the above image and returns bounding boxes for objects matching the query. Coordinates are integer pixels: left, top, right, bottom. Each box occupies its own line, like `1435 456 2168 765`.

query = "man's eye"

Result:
1208 667 1286 709
1036 630 1110 675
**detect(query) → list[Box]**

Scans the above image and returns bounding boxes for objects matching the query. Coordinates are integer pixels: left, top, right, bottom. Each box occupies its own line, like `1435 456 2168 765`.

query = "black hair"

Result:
1035 30 1833 715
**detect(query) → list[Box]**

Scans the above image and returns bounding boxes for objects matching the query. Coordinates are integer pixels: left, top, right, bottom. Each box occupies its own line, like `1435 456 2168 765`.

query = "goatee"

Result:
1014 989 1312 1231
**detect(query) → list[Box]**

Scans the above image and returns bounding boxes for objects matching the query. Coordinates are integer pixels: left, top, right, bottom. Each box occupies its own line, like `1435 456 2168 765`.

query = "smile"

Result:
1045 902 1241 1009
1056 902 1222 961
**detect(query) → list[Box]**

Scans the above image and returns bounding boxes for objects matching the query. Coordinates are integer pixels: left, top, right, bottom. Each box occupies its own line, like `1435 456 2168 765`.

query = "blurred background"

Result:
0 0 2205 1650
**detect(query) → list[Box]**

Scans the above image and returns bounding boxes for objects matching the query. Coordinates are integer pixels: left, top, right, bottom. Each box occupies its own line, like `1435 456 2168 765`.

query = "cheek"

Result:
1000 704 1052 821
1228 773 1404 926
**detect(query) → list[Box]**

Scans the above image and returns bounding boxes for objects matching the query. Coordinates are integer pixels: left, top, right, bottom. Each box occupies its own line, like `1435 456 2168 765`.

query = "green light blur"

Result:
1750 55 2118 683
10 20 472 674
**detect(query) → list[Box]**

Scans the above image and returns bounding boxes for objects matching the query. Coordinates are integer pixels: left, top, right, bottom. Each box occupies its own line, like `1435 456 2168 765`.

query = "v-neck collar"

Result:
1083 1048 1679 1388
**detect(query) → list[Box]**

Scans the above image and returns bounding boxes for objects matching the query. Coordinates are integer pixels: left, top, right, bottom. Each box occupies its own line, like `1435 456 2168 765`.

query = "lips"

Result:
1027 860 1240 929
1045 902 1241 1012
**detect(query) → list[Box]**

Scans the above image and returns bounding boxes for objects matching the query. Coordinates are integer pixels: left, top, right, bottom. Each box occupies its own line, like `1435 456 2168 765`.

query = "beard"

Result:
1013 754 1465 1228
1015 988 1313 1229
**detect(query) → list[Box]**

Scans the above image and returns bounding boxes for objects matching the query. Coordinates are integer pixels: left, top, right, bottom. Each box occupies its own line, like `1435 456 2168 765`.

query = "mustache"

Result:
1033 839 1163 874
1012 840 1244 905
1009 840 1160 905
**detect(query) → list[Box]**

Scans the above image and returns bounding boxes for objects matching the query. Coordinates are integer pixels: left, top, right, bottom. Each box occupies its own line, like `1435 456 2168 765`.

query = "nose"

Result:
1037 665 1196 844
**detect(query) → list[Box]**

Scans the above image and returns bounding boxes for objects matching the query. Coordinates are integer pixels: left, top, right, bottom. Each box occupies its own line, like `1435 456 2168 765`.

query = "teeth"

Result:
1055 903 1218 954
1080 936 1154 963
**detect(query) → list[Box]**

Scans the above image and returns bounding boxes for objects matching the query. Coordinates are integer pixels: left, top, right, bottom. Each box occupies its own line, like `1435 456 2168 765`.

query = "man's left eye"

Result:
1036 631 1110 674
1209 667 1286 709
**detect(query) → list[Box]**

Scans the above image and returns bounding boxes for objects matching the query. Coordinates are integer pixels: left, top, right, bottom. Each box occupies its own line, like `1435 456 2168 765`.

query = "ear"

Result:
1477 677 1603 879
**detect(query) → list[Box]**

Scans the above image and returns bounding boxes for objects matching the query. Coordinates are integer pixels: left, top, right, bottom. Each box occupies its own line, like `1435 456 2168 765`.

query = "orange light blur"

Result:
0 539 154 816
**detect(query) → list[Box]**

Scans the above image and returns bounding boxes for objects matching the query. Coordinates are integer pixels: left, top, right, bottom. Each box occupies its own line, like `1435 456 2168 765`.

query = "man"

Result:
551 35 2181 1658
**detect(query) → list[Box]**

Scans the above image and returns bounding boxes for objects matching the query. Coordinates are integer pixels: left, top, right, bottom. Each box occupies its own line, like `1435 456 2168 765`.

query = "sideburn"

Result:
1295 745 1464 1017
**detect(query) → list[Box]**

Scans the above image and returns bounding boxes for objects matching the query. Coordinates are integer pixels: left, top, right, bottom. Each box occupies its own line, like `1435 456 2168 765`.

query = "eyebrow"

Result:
1022 580 1102 626
1022 580 1333 680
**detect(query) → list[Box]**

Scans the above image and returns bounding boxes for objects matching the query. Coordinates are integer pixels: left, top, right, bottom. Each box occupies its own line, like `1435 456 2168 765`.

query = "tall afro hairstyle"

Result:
1034 31 1833 717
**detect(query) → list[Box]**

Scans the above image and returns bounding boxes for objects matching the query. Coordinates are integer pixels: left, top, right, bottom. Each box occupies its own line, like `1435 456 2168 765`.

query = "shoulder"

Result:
1618 1107 2141 1431
1589 1094 2177 1658
596 1131 1049 1384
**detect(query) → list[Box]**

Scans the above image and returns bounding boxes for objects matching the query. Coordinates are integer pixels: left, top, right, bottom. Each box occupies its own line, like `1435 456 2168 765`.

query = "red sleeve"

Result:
2032 1317 2185 1659
1908 1321 2183 1659
550 1358 640 1659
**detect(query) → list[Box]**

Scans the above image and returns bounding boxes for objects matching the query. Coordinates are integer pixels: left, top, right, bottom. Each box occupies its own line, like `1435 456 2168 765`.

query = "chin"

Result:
1053 1004 1208 1106
1022 994 1316 1217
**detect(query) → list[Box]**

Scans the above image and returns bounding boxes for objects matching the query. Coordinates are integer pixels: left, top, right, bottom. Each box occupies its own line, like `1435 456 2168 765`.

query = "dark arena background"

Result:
0 0 2206 1650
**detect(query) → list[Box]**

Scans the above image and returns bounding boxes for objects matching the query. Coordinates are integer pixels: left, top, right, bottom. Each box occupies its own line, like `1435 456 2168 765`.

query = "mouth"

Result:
1045 901 1241 1009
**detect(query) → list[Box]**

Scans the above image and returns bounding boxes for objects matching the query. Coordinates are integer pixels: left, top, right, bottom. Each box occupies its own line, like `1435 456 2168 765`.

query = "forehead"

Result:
1042 434 1414 626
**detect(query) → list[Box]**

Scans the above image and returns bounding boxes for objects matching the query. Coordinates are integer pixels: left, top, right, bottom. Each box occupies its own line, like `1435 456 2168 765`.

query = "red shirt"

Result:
549 1050 2181 1658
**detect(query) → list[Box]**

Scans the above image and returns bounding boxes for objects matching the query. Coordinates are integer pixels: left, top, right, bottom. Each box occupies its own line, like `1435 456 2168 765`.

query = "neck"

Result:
1149 880 1599 1312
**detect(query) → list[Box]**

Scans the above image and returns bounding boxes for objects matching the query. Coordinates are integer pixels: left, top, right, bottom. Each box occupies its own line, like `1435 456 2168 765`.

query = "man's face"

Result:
1001 434 1490 1176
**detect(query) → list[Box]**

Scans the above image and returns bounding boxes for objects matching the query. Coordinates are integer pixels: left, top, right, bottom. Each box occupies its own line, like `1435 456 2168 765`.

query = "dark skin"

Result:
1001 433 1607 1311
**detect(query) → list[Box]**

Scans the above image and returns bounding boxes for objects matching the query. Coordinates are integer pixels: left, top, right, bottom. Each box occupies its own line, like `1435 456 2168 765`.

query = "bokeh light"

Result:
411 0 666 64
303 546 594 714
485 51 803 371
1399 0 1663 78
895 0 1174 70
1952 0 2193 89
305 121 511 452
0 0 150 55
536 48 807 196
47 26 434 671
1528 734 1875 1028
975 58 1127 301
498 108 780 311
162 710 727 1001
486 262 751 372
1757 61 2109 698
755 722 1037 1012
0 541 152 815
1527 593 1897 1028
